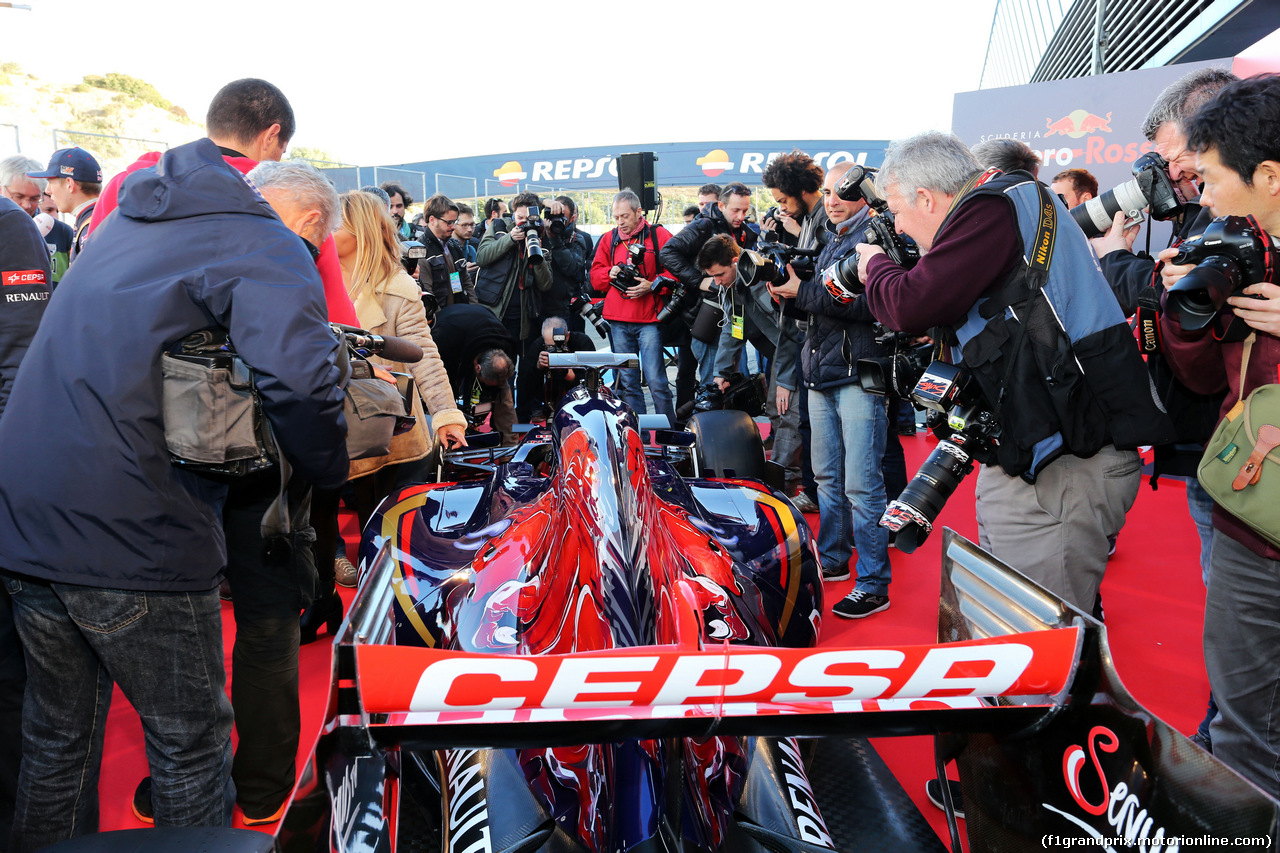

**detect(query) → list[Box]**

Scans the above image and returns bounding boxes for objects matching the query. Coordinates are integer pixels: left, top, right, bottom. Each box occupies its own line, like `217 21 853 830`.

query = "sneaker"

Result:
821 564 851 582
925 778 965 820
241 799 289 826
132 777 154 825
335 556 358 588
832 589 890 619
791 492 818 514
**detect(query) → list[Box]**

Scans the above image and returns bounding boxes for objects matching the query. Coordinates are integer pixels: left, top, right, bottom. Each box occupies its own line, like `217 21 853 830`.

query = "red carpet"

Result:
94 432 1210 846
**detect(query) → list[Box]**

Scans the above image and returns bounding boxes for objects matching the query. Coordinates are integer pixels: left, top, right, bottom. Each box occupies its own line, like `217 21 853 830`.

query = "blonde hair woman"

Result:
304 191 466 639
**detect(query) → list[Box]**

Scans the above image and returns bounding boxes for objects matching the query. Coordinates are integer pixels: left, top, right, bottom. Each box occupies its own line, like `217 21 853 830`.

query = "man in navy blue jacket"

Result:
0 138 347 849
768 162 893 619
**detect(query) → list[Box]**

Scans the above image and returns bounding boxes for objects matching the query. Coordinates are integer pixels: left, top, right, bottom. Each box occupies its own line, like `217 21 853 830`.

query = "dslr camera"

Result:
570 293 610 337
613 242 647 292
854 353 1001 554
519 209 546 266
738 241 821 288
821 165 921 302
1166 215 1275 331
1071 151 1187 239
545 209 570 240
855 325 935 399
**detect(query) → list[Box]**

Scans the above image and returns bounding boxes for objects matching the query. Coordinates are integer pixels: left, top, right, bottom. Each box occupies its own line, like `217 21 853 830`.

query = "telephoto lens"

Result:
879 440 976 553
525 229 545 265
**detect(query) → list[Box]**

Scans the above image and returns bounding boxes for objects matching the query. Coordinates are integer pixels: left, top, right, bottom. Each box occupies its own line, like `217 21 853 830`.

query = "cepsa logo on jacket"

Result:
3 269 47 287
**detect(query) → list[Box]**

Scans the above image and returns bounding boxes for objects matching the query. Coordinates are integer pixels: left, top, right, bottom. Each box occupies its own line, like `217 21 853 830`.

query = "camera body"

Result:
738 241 820 288
545 212 569 239
1166 215 1275 331
1071 152 1187 239
821 165 921 302
612 243 647 295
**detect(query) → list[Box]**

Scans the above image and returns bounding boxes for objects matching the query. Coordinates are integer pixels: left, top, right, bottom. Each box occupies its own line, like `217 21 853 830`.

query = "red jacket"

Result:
589 219 673 323
88 150 358 326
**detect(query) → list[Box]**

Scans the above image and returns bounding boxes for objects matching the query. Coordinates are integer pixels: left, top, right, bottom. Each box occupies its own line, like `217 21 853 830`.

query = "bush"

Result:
83 72 173 112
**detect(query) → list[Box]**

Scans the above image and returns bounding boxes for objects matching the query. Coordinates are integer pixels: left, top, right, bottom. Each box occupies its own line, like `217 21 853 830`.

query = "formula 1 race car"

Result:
52 354 1277 853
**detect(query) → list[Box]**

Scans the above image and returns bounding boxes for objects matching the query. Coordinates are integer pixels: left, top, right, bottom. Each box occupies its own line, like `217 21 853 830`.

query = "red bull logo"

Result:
696 149 735 177
1044 109 1113 139
493 160 526 187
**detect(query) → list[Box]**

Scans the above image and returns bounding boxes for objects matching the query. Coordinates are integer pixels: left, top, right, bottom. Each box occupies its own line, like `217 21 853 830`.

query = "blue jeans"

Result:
3 574 233 852
808 385 891 595
610 321 674 418
690 339 719 386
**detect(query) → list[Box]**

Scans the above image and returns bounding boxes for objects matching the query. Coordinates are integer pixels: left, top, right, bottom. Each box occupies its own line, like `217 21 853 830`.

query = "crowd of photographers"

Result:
3 62 1280 847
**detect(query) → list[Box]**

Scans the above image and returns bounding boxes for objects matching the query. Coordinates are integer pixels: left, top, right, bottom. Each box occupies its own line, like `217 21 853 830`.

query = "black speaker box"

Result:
616 152 657 210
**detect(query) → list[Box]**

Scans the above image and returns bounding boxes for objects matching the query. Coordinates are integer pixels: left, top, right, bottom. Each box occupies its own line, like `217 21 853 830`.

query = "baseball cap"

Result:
26 147 103 183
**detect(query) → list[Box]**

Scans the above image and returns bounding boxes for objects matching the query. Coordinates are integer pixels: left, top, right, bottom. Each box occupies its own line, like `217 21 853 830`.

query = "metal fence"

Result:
50 128 169 183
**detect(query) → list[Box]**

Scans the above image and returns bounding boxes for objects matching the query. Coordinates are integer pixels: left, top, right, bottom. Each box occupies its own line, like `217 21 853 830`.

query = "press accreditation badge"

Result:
450 271 462 294
731 313 744 340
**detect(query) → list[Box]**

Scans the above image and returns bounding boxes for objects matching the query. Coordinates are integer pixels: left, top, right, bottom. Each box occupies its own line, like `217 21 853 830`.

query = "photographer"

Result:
768 162 892 619
543 195 593 329
589 189 676 418
1156 73 1280 797
475 190 553 354
521 316 595 419
858 131 1172 615
660 183 759 390
700 234 802 471
762 150 829 507
419 193 476 308
432 303 519 444
1091 67 1235 749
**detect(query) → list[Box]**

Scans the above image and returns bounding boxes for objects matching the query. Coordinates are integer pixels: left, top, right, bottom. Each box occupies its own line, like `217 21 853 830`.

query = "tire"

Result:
689 409 767 481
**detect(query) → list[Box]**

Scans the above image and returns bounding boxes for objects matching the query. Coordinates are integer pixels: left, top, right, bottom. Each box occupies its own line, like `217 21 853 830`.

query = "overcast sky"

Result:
5 0 1000 166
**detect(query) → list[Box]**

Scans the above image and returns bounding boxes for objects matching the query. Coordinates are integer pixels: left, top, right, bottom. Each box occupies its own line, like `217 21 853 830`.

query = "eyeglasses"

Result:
438 217 458 226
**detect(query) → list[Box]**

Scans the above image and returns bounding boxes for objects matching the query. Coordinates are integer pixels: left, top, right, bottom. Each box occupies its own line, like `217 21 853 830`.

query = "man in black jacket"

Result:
420 194 475 308
768 162 892 619
0 195 51 846
1090 66 1235 751
433 303 519 443
661 183 758 394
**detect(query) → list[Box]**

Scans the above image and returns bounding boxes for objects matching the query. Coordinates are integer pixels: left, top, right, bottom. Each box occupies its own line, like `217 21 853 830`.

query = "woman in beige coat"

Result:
303 192 467 640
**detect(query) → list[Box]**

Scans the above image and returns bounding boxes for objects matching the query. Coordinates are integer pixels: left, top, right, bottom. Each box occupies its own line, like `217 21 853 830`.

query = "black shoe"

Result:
132 776 154 824
832 590 890 619
926 778 965 820
1189 730 1213 753
299 590 343 645
821 564 851 582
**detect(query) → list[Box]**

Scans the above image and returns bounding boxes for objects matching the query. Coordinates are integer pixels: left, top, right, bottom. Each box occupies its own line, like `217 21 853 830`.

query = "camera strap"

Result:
1135 276 1163 355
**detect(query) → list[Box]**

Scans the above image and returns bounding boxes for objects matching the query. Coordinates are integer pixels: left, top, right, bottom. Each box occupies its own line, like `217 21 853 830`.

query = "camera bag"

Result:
344 357 410 460
162 329 278 477
690 298 726 344
1198 333 1280 547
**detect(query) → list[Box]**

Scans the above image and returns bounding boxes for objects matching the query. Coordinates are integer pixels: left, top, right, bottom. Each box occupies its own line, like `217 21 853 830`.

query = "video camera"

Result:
855 350 1001 554
1071 151 1187 239
1166 215 1275 331
738 242 821 288
820 165 921 303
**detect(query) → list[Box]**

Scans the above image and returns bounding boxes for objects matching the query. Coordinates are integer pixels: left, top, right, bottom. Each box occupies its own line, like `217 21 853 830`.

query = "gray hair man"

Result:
854 131 1172 614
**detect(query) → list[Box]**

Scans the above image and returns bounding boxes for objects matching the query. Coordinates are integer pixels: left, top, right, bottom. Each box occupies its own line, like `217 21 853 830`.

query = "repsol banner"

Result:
951 59 1232 246
371 141 888 194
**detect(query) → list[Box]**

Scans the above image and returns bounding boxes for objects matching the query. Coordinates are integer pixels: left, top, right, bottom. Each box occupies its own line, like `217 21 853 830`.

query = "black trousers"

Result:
0 587 24 851
221 475 317 817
